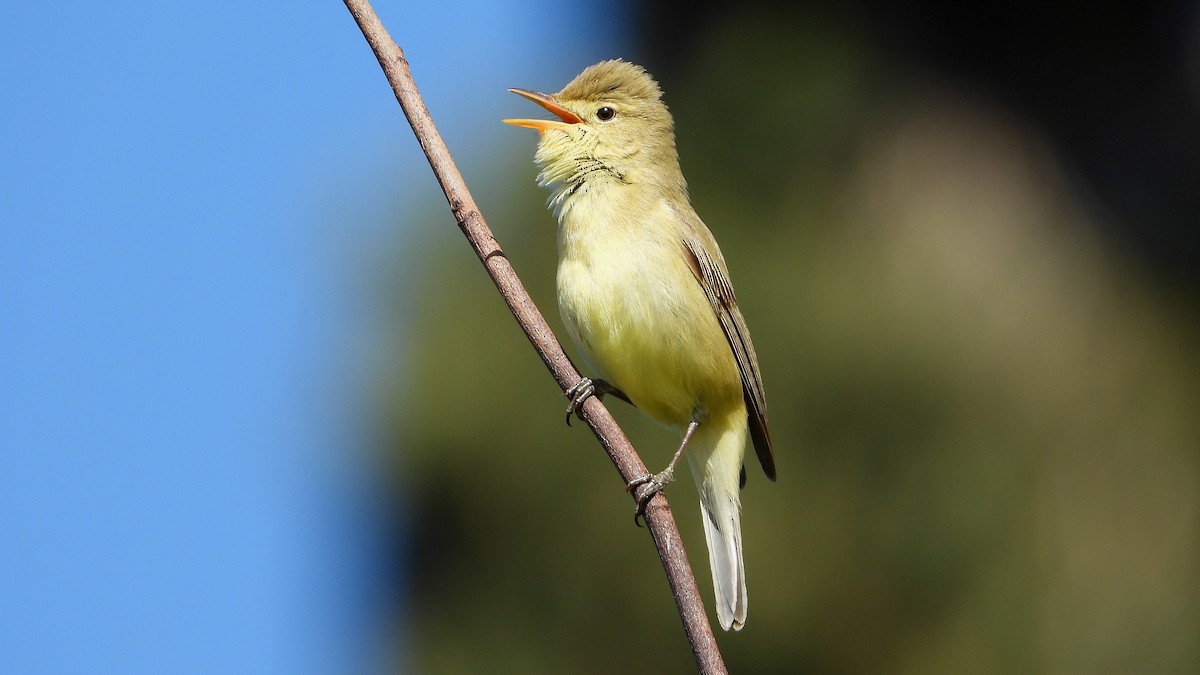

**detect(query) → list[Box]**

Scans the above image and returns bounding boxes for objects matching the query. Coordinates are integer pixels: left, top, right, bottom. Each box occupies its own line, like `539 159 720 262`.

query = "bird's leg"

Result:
564 377 629 425
628 418 701 526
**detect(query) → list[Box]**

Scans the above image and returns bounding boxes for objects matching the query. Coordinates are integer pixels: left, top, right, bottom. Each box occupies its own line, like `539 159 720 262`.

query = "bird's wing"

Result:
675 205 776 481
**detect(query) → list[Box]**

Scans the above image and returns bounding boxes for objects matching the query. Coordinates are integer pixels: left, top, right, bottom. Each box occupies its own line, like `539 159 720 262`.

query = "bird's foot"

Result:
627 467 674 527
564 377 620 425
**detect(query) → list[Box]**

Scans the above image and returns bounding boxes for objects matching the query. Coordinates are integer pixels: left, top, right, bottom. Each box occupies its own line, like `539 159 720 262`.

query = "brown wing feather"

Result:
676 207 776 481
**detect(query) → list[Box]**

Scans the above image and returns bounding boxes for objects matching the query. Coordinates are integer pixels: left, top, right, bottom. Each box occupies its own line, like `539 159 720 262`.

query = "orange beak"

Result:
503 88 583 131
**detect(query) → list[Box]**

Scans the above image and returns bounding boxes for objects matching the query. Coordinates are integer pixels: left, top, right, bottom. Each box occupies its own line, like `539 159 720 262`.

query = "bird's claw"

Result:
565 377 624 425
564 378 597 426
627 468 674 527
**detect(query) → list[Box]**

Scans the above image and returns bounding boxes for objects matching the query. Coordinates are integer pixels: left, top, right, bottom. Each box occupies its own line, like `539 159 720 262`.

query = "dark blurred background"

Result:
378 1 1200 673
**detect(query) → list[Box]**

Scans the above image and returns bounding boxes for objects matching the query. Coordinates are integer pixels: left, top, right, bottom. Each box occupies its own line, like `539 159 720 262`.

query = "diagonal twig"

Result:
341 1 727 673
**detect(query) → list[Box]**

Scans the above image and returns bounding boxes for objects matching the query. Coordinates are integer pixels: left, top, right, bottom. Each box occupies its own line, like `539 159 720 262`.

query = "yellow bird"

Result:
505 60 775 631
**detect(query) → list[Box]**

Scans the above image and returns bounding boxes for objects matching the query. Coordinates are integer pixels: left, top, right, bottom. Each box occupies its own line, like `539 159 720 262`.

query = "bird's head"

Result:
504 60 684 203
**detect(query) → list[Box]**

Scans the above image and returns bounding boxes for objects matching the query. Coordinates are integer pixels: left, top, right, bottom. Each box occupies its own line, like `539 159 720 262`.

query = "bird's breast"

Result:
554 194 742 427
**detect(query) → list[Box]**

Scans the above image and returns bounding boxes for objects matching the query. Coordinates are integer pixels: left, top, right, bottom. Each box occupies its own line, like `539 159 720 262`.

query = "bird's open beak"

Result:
503 88 583 131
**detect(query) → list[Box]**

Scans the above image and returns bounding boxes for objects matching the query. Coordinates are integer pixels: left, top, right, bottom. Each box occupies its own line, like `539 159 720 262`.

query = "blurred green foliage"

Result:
376 7 1200 673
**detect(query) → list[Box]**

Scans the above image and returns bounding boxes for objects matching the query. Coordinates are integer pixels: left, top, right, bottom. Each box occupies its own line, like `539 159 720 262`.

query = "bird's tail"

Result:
685 410 748 631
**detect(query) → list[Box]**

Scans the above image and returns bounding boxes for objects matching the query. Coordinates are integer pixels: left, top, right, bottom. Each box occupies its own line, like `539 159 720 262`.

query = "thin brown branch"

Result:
341 1 727 672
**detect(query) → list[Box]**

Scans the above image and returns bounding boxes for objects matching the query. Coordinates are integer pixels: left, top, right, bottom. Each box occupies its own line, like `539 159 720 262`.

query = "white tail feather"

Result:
686 414 748 631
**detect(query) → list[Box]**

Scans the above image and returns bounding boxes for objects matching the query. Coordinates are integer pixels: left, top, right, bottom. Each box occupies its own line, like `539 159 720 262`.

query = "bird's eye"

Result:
596 106 616 121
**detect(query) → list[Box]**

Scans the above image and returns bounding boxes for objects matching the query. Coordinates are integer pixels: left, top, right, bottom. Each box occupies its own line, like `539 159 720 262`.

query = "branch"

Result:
341 1 727 672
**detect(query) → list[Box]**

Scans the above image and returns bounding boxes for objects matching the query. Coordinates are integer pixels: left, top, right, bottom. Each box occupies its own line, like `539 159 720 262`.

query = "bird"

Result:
504 59 775 631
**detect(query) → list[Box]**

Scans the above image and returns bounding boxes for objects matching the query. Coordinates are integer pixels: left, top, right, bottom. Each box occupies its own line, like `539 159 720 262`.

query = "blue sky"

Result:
0 2 624 672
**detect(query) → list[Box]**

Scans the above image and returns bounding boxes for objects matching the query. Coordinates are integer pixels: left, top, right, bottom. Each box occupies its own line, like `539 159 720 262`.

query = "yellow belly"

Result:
556 226 742 428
